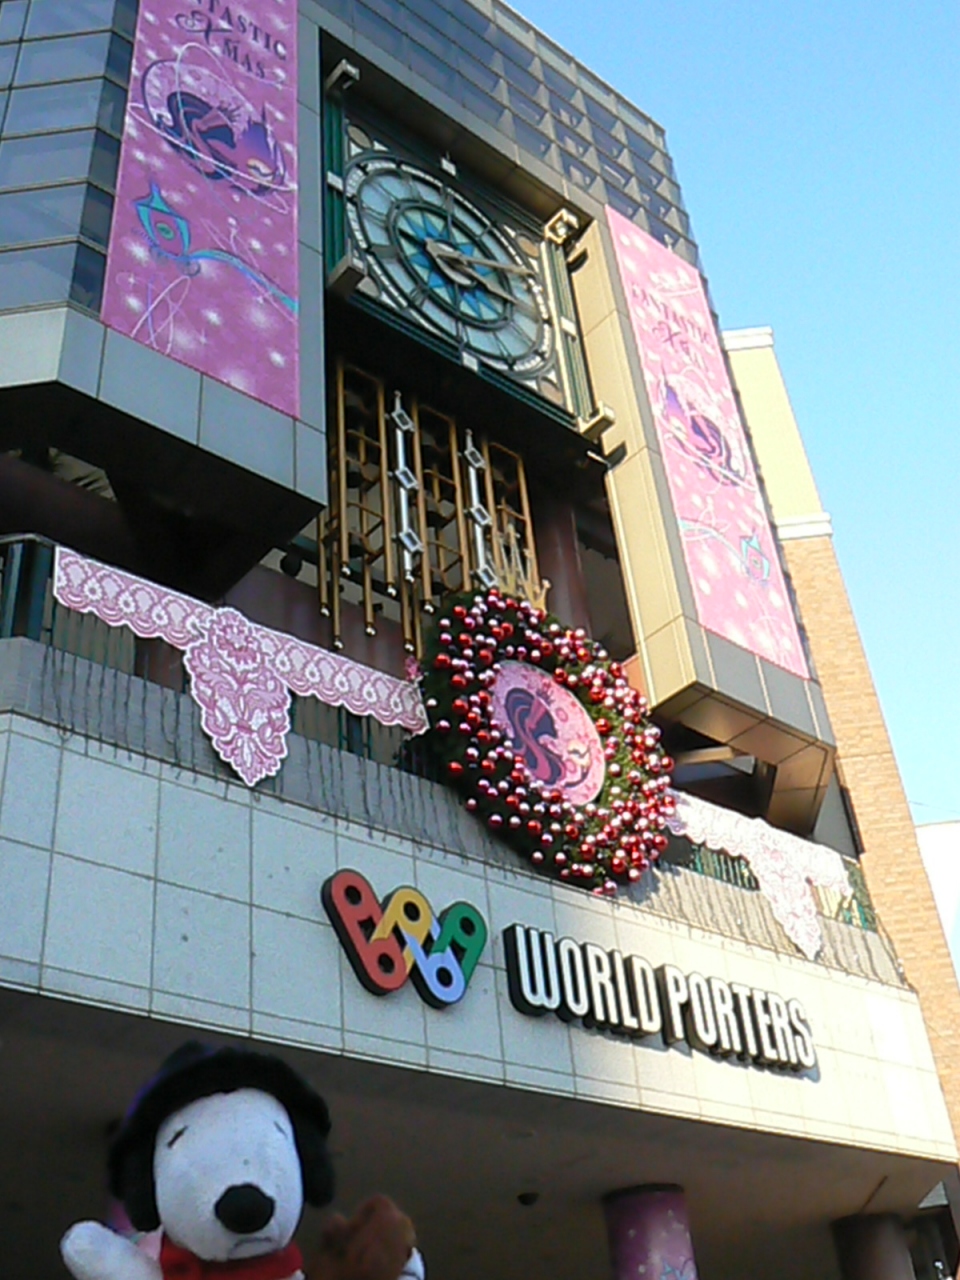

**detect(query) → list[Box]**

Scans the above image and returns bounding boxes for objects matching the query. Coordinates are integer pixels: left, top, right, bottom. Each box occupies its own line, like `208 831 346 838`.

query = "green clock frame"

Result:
324 104 590 421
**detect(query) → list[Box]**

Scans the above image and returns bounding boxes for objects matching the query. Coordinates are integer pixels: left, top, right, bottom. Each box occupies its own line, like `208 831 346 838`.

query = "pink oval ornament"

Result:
490 661 606 807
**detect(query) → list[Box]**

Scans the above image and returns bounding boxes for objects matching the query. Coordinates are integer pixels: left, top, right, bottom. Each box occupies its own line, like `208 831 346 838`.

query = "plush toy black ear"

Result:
114 1131 161 1233
290 1104 336 1207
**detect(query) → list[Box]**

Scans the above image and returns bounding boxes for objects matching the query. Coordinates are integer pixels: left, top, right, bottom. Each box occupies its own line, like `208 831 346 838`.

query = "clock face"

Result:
344 141 560 393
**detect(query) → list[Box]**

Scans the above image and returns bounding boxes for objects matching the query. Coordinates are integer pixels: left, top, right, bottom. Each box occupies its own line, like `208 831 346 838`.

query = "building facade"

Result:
917 823 960 979
0 2 956 1277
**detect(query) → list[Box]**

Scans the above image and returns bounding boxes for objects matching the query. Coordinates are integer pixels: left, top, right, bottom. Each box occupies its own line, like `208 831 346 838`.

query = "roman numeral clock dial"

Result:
343 141 565 406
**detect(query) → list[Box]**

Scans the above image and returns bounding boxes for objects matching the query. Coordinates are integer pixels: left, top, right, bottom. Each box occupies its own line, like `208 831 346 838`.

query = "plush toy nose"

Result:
215 1184 276 1235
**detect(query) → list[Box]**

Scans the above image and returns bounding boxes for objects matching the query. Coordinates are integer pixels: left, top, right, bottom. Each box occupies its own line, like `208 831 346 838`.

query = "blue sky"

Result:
515 0 960 826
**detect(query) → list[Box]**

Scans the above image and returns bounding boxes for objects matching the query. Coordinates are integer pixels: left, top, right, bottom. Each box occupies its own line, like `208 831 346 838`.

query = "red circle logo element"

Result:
490 661 606 807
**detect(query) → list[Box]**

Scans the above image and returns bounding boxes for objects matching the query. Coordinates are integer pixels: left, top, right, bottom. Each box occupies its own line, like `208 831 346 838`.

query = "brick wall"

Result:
784 533 960 1146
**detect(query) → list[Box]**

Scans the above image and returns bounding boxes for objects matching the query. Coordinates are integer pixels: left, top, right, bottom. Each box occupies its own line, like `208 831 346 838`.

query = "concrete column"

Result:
832 1214 915 1280
603 1184 699 1280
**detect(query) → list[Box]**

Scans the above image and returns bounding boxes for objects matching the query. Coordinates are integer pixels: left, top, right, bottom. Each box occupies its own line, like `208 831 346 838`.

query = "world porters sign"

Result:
504 924 816 1071
324 870 816 1074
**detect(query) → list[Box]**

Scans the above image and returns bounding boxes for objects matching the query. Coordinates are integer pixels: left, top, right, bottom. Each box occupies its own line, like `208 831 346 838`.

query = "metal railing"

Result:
0 535 877 932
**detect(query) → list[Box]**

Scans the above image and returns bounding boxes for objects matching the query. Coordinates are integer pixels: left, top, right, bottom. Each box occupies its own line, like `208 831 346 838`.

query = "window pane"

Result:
403 0 451 37
80 183 113 246
354 4 403 57
0 2 28 44
97 77 126 134
25 0 117 38
501 56 539 99
113 0 138 39
71 241 104 309
5 79 102 134
105 32 132 83
0 241 75 308
508 86 546 127
15 32 110 86
494 29 534 70
513 118 552 161
0 130 95 189
458 49 500 96
0 43 16 88
407 40 455 97
0 183 86 244
89 129 120 188
584 94 618 135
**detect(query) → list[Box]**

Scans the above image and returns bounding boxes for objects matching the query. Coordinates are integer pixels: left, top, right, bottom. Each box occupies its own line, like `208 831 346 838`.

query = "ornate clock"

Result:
341 123 572 409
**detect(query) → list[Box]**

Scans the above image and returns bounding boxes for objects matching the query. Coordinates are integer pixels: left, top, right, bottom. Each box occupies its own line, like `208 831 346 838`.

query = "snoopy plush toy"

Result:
61 1042 424 1280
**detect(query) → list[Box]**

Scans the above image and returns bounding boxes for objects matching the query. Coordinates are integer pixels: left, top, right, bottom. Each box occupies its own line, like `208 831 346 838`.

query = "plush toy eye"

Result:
166 1126 188 1149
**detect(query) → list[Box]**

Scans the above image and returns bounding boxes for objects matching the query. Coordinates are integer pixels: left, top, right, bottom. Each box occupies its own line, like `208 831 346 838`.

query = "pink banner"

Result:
102 0 299 417
606 210 808 679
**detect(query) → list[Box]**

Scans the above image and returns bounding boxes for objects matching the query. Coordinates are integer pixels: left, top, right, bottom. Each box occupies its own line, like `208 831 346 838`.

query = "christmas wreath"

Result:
421 588 674 894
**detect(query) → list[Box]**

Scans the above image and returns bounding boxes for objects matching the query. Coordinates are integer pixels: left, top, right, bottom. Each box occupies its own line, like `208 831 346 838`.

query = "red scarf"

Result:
159 1236 303 1280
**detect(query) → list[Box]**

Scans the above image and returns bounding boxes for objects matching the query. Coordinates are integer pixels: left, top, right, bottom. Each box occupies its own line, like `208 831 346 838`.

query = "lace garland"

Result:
53 547 428 787
666 789 851 960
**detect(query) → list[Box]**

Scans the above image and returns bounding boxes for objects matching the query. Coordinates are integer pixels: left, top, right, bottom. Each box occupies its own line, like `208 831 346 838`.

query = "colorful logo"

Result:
322 870 488 1008
490 661 606 806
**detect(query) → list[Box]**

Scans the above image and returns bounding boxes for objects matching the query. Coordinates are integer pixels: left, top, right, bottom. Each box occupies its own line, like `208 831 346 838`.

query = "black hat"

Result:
109 1041 335 1232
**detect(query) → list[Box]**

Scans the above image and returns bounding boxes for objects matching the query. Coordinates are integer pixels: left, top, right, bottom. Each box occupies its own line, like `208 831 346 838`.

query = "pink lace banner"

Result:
53 547 428 787
666 789 851 960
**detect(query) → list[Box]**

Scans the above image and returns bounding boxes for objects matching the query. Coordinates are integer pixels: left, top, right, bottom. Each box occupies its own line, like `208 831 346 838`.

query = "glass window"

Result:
542 63 575 100
555 121 590 160
513 118 552 162
632 154 664 193
560 151 595 191
0 91 7 129
404 12 447 61
98 77 125 133
450 0 493 39
494 29 534 70
584 94 618 135
500 55 539 99
0 2 28 44
0 241 75 308
457 49 499 96
71 240 104 309
508 85 546 127
0 43 16 88
0 130 95 189
599 154 631 190
403 0 451 37
89 129 120 188
105 32 131 83
80 183 112 246
353 4 403 58
113 0 138 39
25 0 117 38
549 90 582 130
451 23 494 66
607 188 640 221
0 182 86 245
407 40 455 97
458 80 505 130
15 32 111 86
4 79 102 134
647 216 676 250
624 126 657 165
591 122 625 162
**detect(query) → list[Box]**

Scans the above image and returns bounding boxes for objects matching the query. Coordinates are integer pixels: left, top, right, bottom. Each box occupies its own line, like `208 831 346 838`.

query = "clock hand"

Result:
424 240 534 277
421 239 542 319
